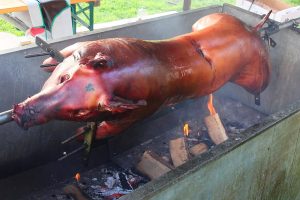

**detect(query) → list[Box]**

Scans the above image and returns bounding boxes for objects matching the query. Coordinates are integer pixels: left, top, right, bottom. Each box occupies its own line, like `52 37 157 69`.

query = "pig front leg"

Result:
74 120 132 140
95 120 134 139
41 42 87 72
95 102 163 139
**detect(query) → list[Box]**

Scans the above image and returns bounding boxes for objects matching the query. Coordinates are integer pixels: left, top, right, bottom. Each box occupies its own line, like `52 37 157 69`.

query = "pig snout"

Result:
12 102 46 129
12 91 61 129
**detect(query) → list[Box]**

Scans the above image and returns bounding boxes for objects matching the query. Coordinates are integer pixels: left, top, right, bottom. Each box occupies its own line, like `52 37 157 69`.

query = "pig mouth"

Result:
12 104 42 130
12 103 120 130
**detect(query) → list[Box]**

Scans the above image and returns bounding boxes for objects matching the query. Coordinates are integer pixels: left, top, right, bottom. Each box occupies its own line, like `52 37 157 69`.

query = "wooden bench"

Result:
0 0 97 32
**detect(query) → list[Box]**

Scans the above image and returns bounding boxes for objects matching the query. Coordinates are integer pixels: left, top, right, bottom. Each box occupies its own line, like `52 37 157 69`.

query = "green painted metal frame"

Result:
71 2 94 34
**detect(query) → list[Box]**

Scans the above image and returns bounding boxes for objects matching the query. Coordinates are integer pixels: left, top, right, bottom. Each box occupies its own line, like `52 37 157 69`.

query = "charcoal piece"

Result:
118 172 133 190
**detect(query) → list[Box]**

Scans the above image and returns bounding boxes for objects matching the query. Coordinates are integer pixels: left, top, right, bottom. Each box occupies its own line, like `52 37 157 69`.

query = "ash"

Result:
28 164 148 200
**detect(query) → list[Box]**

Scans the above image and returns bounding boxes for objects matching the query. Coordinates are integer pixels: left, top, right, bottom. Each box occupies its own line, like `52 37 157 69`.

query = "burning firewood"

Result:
136 150 174 180
169 137 190 167
189 143 208 156
205 114 228 144
204 94 228 145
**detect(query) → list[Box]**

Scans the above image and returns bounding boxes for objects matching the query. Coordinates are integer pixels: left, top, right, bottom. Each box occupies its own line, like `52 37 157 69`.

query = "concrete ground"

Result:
0 32 20 51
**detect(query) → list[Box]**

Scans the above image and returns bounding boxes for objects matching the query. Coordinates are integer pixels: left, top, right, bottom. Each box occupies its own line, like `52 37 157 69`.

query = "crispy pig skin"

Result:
13 13 270 139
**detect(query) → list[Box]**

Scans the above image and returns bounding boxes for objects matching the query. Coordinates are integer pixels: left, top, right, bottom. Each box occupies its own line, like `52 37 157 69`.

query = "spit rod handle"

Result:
260 17 300 36
0 109 13 125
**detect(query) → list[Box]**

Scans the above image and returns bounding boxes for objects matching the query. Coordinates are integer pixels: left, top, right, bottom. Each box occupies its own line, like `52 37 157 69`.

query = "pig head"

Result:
13 39 161 138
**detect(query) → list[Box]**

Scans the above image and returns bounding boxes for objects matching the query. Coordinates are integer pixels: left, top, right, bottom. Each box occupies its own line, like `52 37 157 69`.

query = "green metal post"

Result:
89 2 94 31
71 4 77 34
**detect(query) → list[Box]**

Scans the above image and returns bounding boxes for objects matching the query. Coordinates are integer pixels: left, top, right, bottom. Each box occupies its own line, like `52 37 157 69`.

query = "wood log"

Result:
204 113 228 145
169 137 190 167
136 150 173 180
20 39 32 46
63 184 90 200
190 143 208 156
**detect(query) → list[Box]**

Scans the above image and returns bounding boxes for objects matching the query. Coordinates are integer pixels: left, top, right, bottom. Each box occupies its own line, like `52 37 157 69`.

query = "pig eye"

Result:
89 59 107 69
60 74 70 84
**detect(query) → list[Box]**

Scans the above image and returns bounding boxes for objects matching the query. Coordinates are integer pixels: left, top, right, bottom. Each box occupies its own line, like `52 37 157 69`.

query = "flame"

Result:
183 123 189 137
207 94 216 115
75 173 80 182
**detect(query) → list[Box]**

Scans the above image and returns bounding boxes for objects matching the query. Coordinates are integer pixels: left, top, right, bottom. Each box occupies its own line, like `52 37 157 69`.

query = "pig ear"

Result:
99 96 147 112
41 42 86 73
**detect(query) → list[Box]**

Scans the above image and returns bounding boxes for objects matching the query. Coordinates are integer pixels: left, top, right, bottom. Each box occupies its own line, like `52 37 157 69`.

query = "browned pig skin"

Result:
13 13 271 139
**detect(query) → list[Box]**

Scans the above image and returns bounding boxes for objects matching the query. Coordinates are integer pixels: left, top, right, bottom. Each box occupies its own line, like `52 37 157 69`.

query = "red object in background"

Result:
28 27 45 37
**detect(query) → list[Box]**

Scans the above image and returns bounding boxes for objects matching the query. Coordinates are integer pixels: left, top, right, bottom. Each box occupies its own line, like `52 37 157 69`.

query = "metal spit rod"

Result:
0 109 13 125
260 17 300 36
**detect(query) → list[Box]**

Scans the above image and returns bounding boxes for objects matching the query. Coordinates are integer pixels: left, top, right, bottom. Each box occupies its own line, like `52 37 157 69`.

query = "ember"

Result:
75 173 81 182
183 123 189 137
29 164 147 199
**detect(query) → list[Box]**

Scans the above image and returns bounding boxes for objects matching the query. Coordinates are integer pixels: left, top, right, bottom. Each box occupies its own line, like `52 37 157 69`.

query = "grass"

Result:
0 0 299 36
91 0 234 24
287 0 300 5
0 18 25 36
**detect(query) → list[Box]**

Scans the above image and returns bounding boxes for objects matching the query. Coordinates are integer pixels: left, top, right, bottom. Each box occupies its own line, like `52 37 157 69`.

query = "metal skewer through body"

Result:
25 52 51 58
0 109 13 125
35 36 65 63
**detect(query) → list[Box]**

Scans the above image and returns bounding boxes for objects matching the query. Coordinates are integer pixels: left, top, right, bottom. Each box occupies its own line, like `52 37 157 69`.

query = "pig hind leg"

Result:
230 58 270 95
